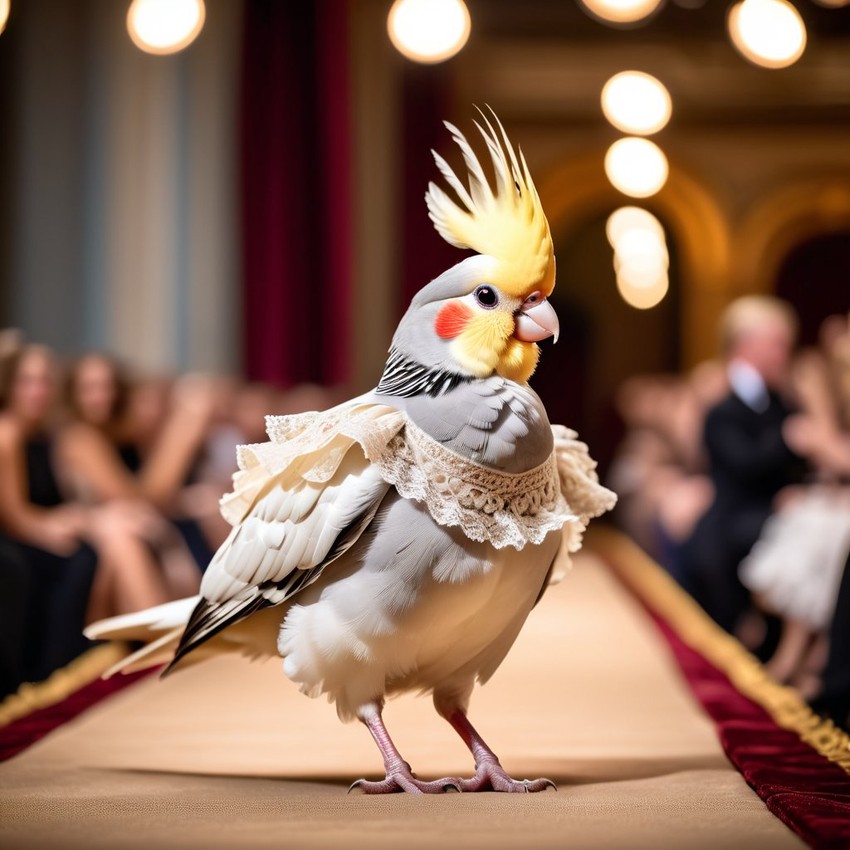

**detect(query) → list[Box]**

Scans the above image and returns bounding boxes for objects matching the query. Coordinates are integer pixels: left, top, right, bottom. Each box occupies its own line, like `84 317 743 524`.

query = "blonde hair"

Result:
719 296 798 356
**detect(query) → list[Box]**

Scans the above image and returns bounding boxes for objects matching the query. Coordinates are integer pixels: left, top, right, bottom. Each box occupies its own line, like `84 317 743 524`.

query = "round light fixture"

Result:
606 206 665 247
578 0 664 25
607 205 670 308
0 0 9 36
127 0 206 56
604 137 669 198
601 71 672 135
617 271 669 309
727 0 807 69
387 0 471 64
613 230 669 272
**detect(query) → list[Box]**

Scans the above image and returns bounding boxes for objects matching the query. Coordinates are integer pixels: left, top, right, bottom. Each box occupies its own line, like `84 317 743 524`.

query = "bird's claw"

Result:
349 771 462 795
457 760 557 793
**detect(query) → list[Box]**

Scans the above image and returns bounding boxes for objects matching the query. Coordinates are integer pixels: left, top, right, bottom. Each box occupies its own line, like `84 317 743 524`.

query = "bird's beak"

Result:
514 299 559 344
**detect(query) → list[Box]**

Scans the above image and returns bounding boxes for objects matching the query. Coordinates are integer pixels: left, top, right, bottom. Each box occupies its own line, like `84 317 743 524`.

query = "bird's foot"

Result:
349 762 461 795
457 758 556 793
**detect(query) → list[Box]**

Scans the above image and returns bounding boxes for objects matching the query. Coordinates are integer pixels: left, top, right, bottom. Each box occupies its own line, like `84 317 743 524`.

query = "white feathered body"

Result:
90 380 610 722
279 493 560 719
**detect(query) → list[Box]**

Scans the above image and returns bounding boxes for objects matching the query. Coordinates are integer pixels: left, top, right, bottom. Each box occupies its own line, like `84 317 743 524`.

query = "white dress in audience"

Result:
740 486 850 630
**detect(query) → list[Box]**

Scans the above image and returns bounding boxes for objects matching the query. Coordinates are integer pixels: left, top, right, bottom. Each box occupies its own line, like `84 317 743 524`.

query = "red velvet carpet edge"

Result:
0 664 154 762
593 527 850 850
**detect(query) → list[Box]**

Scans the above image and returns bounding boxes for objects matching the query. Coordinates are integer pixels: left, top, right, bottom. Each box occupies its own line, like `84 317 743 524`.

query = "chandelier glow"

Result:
579 0 664 25
127 0 206 56
602 71 672 136
387 0 471 64
604 137 669 198
727 0 807 69
607 206 669 309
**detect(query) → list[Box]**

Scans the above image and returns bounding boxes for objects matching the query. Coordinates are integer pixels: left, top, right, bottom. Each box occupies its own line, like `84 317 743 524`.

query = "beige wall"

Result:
4 0 242 374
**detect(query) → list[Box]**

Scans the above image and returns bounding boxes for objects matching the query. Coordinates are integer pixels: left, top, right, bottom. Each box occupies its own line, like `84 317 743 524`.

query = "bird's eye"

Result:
474 285 499 309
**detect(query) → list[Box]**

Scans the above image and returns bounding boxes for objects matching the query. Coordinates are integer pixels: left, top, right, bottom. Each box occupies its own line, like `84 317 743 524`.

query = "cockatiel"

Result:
87 110 616 794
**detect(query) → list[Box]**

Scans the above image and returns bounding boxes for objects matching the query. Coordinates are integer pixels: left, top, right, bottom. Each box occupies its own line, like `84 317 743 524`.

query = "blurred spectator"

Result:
739 319 850 689
785 343 850 726
0 337 360 698
608 362 725 576
58 355 216 597
679 296 806 636
0 345 97 693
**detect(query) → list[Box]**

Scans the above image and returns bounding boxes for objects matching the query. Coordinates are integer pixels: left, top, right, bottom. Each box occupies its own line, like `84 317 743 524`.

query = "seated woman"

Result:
740 339 850 695
58 354 216 598
0 345 169 691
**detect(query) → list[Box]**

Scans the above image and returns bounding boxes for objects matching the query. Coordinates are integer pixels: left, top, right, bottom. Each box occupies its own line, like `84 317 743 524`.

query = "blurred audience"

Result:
58 354 212 602
0 344 96 694
608 361 726 580
0 334 341 699
612 303 850 729
679 296 805 636
739 327 850 694
742 314 850 723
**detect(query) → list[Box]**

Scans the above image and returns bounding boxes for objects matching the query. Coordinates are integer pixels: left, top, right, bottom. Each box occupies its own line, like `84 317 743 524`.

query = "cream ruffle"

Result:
220 399 616 551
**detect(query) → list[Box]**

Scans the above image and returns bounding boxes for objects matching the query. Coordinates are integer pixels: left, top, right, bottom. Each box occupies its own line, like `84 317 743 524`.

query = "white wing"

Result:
167 444 390 671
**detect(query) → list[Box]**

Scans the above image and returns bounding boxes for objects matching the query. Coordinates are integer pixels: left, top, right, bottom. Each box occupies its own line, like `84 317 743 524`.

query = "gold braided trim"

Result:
589 526 850 775
0 642 129 728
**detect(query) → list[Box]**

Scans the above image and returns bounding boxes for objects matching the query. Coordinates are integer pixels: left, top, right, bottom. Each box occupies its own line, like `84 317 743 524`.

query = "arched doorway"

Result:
534 151 728 471
532 209 682 473
775 230 850 346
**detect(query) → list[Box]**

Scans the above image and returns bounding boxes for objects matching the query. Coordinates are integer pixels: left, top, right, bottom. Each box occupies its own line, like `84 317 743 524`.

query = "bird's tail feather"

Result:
85 596 200 678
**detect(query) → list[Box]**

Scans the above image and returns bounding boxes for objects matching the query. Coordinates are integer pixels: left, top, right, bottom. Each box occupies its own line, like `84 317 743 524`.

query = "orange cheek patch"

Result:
435 302 474 339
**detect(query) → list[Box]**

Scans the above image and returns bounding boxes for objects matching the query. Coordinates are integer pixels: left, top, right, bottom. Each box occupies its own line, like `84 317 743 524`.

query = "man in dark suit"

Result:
681 297 804 634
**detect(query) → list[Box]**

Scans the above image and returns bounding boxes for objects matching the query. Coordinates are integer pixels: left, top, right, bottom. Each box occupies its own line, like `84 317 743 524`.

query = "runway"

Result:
0 543 805 850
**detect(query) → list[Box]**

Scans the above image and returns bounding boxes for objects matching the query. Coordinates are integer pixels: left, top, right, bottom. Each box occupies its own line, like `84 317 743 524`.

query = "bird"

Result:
86 109 616 795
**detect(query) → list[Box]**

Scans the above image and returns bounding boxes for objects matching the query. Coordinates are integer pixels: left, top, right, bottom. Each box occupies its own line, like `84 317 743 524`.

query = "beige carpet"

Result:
0 552 804 850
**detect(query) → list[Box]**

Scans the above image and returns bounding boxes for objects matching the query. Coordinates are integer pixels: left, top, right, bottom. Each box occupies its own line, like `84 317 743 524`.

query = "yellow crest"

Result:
425 108 555 299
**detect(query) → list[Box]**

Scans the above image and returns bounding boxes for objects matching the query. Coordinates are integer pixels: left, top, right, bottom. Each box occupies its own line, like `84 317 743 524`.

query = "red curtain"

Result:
240 0 351 387
399 63 468 315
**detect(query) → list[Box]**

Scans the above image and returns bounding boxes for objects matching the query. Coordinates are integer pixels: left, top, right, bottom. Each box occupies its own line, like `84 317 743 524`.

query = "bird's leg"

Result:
349 702 461 795
443 708 556 793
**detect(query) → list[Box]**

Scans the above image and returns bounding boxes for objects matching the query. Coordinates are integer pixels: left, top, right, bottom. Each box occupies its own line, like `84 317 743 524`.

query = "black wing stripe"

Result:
376 347 471 398
162 495 386 676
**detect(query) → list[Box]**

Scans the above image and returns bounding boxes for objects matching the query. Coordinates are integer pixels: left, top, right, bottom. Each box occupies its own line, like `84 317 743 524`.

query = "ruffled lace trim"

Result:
221 399 616 552
366 421 567 549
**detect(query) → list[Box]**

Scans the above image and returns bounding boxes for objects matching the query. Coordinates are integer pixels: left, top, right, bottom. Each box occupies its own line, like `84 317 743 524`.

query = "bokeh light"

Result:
127 0 206 56
616 272 669 309
606 206 665 246
727 0 807 69
387 0 471 64
0 0 9 36
604 137 669 198
602 71 672 135
578 0 664 25
607 207 670 309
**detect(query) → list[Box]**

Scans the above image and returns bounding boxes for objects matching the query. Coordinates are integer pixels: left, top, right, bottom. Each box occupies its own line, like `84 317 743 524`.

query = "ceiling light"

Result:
387 0 471 64
617 271 669 309
606 206 665 247
727 0 806 69
601 71 672 135
579 0 664 25
127 0 205 56
604 137 669 198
